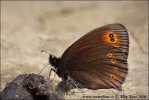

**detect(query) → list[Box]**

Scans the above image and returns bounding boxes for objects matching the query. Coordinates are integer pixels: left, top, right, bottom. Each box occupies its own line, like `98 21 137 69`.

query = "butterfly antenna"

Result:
41 49 50 54
39 36 51 54
38 63 49 75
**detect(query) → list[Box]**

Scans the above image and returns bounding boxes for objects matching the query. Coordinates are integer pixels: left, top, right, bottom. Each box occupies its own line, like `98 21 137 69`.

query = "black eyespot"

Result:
109 34 114 37
110 38 115 42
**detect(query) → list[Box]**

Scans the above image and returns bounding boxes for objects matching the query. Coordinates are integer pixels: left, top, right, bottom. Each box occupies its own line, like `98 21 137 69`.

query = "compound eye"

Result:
52 55 54 58
50 54 54 58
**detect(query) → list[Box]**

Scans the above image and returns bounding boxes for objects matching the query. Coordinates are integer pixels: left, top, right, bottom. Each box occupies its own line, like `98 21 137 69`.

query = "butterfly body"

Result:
49 23 129 90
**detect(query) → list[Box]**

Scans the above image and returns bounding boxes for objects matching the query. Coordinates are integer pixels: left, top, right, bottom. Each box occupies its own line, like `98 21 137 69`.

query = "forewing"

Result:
61 23 129 90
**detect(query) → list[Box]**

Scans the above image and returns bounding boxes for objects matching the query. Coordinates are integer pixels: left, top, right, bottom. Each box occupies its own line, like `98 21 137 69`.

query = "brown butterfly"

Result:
49 23 129 90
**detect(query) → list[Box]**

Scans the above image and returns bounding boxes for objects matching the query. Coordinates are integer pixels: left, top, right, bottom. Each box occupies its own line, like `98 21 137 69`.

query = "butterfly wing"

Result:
61 23 129 90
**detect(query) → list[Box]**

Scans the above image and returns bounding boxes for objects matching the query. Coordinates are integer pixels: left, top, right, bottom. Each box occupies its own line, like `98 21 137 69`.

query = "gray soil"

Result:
1 1 148 99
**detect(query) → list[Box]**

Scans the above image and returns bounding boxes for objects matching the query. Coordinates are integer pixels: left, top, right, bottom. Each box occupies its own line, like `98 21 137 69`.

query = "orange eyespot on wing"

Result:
111 58 116 64
102 30 120 47
113 67 119 71
107 53 113 58
110 74 117 80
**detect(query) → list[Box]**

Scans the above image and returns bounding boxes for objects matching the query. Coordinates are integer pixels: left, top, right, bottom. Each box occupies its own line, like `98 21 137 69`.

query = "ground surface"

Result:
1 1 148 99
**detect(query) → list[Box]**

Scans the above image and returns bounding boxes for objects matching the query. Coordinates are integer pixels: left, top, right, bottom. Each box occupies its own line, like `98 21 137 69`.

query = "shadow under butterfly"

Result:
49 23 129 91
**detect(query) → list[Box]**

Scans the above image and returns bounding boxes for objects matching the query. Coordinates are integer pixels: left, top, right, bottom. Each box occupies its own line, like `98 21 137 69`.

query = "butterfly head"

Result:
49 54 59 68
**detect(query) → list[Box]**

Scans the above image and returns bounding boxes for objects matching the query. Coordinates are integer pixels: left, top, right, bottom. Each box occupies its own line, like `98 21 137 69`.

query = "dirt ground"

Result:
1 1 148 99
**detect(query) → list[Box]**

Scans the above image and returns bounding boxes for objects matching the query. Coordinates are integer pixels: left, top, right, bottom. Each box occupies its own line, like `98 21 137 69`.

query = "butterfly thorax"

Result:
49 54 68 80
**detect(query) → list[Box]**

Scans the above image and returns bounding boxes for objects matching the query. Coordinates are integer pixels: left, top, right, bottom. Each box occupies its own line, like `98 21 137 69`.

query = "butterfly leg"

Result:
68 77 84 93
70 79 78 89
49 68 56 77
49 68 58 83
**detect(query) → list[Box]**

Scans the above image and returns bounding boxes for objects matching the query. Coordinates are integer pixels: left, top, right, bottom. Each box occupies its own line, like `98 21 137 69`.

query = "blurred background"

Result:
1 1 148 99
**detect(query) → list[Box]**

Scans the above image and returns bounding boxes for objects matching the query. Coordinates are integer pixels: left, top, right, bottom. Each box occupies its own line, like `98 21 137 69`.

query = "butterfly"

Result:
49 23 129 91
